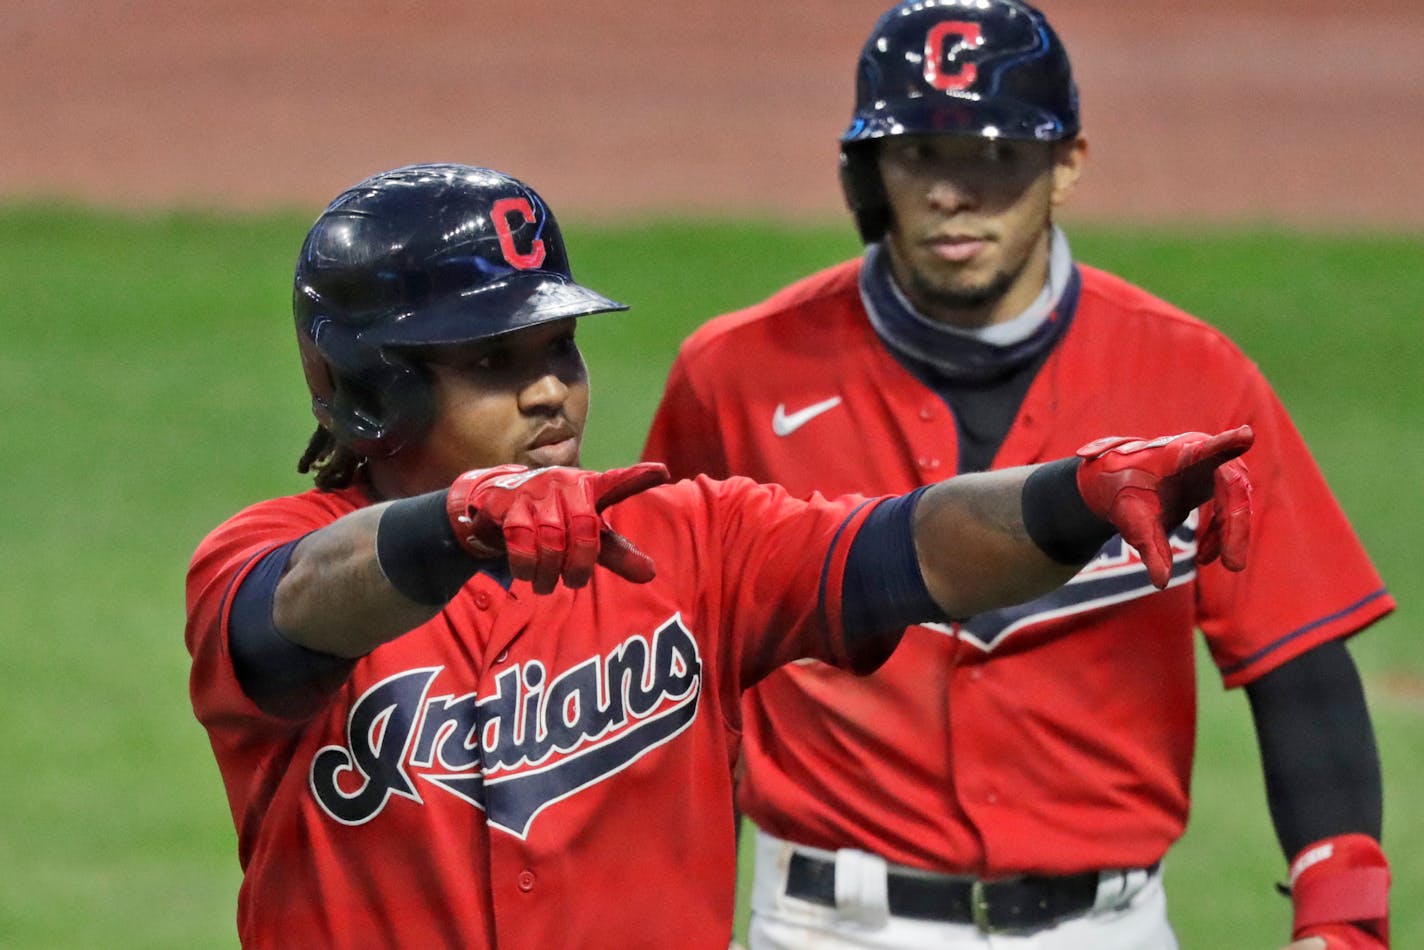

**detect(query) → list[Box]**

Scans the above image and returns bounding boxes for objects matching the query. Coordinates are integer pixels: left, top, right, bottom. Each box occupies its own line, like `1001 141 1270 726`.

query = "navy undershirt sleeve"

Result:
229 540 356 720
1245 639 1382 857
840 487 944 649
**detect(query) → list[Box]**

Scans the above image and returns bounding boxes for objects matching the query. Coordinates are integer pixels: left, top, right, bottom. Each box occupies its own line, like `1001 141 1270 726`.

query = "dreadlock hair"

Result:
297 426 367 491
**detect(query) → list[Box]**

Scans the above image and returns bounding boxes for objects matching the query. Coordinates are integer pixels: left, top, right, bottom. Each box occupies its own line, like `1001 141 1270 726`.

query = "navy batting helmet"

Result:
840 0 1080 242
293 163 626 456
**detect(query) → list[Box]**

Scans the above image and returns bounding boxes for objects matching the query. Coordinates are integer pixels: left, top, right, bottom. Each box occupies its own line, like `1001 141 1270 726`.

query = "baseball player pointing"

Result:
645 2 1393 948
187 163 1253 949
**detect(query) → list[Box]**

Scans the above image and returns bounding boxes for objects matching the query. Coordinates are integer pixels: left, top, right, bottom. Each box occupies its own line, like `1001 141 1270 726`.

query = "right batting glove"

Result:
1076 426 1254 589
445 462 670 594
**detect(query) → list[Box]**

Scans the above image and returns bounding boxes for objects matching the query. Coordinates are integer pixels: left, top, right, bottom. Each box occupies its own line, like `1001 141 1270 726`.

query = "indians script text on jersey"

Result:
187 475 884 949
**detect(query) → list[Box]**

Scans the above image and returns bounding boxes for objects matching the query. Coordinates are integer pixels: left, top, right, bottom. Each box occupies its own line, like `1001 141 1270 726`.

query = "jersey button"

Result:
917 457 941 472
475 591 492 610
919 406 936 421
517 869 536 892
968 668 983 682
985 791 999 805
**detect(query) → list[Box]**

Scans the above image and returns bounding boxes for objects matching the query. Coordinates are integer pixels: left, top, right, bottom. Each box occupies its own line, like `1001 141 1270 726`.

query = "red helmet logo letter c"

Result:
492 197 547 270
924 21 983 91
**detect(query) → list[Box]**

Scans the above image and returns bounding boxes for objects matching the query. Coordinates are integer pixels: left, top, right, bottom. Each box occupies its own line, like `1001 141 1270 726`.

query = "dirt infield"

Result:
3 0 1420 227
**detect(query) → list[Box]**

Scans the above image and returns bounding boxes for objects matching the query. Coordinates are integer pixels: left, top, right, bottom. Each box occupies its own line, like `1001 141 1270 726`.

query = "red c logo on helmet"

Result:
492 197 547 269
924 21 983 91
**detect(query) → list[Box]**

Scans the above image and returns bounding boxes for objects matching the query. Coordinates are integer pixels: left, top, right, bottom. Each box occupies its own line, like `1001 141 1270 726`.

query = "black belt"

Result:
785 852 1159 933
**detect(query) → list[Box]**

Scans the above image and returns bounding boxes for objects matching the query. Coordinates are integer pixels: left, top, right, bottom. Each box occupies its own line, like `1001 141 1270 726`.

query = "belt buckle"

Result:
969 879 993 933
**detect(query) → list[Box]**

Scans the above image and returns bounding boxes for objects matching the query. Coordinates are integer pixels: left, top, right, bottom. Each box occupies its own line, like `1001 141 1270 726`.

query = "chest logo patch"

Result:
772 396 843 436
309 614 703 838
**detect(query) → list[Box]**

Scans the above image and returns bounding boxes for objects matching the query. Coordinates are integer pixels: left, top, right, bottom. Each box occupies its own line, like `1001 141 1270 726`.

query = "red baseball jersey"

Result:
186 475 886 949
643 257 1394 876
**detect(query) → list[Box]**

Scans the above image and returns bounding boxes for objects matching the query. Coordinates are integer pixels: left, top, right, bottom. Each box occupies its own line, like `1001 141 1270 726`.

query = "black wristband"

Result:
1021 457 1115 565
375 490 484 605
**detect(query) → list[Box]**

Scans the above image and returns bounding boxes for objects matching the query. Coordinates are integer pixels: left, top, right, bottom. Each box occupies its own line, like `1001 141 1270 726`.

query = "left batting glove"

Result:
1076 426 1254 589
445 462 670 594
1284 834 1391 949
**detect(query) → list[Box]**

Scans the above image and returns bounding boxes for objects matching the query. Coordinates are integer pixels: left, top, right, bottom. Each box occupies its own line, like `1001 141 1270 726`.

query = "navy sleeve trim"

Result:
817 497 877 632
838 487 943 652
229 540 356 720
1219 588 1391 677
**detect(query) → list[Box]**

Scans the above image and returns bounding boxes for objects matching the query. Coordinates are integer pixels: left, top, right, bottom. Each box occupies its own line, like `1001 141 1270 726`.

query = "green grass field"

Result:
0 205 1417 947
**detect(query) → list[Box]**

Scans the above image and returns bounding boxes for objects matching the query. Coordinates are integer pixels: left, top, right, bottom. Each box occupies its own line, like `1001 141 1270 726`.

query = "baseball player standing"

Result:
642 2 1394 948
185 163 1254 949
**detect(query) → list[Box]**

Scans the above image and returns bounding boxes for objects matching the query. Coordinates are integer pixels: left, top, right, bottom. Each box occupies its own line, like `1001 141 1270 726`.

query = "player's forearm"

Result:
912 463 1099 618
1252 645 1392 949
273 502 449 657
1246 641 1383 854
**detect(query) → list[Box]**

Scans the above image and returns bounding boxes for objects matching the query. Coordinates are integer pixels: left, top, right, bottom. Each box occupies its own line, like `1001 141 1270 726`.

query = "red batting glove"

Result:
445 462 670 594
1076 426 1254 589
1289 835 1391 948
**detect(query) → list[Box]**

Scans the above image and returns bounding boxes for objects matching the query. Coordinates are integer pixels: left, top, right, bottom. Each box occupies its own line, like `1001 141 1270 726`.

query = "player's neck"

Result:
915 243 1051 332
888 229 1070 344
860 234 1075 383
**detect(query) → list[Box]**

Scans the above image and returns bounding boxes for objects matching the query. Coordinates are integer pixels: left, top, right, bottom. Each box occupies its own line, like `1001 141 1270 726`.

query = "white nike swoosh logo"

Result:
772 397 843 437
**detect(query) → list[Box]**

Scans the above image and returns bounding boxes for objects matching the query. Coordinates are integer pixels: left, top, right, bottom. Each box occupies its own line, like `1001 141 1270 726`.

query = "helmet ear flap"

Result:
840 143 891 244
296 321 339 435
302 317 435 457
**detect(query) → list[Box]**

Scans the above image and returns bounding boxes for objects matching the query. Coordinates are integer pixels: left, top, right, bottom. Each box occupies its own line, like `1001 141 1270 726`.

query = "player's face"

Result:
373 319 591 497
877 133 1086 328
